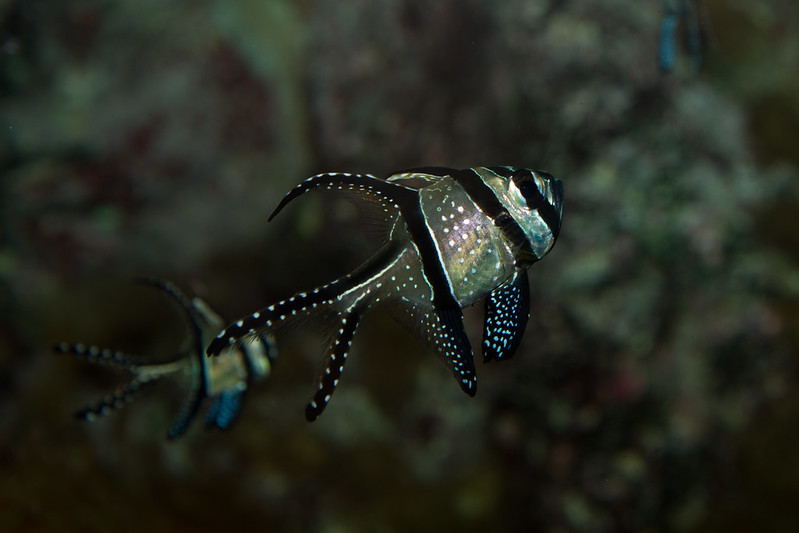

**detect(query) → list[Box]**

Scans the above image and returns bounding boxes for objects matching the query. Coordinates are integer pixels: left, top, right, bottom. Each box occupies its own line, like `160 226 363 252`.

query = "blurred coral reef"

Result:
1 0 798 532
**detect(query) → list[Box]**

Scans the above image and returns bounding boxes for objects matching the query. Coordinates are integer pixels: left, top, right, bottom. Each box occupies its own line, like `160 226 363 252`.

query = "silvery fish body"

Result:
207 167 563 421
57 280 276 439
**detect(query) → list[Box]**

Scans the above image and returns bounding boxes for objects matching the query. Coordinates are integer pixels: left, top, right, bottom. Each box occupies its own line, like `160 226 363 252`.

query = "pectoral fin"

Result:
482 271 530 362
205 389 246 430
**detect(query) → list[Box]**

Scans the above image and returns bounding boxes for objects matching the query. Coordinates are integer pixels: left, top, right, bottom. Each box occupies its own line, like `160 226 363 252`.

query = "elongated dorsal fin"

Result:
268 172 418 223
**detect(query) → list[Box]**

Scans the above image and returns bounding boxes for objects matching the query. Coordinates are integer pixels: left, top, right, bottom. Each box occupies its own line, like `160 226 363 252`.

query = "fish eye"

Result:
511 169 546 210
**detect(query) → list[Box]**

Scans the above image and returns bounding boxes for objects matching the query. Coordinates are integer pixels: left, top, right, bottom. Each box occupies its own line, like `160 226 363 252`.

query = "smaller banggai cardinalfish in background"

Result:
56 279 276 440
207 166 563 421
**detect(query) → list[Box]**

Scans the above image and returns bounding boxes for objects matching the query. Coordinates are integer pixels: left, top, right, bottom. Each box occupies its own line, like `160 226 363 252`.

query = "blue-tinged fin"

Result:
306 308 362 421
482 271 530 362
205 389 245 430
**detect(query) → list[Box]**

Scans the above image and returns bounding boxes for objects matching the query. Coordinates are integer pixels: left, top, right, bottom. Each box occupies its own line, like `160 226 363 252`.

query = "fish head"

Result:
503 168 564 260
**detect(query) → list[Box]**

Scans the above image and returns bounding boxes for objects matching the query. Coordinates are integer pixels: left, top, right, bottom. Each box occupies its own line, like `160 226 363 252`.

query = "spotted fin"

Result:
56 339 185 432
268 172 416 225
74 378 154 422
205 389 245 430
390 302 476 396
482 271 530 362
55 342 142 372
305 309 362 421
55 342 162 420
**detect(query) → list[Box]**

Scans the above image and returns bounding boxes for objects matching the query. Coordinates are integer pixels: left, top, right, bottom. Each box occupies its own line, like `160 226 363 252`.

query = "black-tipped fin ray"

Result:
205 389 246 430
306 308 362 421
482 271 530 362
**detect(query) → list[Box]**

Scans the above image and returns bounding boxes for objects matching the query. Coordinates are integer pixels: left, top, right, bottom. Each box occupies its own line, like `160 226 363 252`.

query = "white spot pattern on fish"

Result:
206 167 563 421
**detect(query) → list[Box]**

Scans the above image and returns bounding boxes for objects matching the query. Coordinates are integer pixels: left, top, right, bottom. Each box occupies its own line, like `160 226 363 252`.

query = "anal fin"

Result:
205 389 246 430
305 309 362 421
390 302 476 396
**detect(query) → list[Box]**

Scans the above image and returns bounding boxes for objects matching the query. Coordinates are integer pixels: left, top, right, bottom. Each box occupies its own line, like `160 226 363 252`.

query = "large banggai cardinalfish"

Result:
206 167 563 421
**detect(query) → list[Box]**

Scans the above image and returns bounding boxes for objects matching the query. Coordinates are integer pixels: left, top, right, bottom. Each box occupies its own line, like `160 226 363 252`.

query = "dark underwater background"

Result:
2 1 799 531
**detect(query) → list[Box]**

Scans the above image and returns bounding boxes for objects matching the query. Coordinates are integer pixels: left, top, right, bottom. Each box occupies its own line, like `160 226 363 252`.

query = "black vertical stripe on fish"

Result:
511 170 562 241
449 168 538 267
269 171 461 313
435 308 477 395
386 182 478 385
482 271 530 362
306 308 362 421
400 195 462 311
207 167 563 420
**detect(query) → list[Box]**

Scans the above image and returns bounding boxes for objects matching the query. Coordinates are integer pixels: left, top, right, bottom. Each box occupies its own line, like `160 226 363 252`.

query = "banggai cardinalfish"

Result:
207 167 563 421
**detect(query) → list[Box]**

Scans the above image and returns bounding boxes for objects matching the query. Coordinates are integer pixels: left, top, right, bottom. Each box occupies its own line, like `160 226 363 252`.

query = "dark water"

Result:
1 1 798 531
